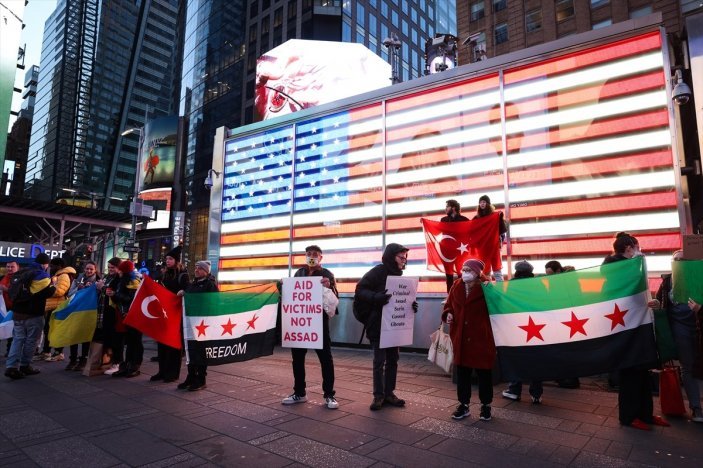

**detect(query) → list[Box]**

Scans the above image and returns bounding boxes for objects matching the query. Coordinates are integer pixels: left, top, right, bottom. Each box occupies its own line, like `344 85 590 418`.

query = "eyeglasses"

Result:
396 255 408 262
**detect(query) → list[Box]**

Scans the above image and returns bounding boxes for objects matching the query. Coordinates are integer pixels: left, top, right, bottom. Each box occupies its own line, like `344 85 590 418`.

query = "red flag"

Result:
422 213 501 275
124 276 183 349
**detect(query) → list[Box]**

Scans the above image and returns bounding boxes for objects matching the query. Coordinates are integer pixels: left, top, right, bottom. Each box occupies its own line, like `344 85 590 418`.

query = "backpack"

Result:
8 267 35 305
352 297 370 324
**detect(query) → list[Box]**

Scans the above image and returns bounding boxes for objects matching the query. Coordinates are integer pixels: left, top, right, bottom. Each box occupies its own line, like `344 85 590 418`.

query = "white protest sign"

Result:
281 277 323 349
380 276 418 348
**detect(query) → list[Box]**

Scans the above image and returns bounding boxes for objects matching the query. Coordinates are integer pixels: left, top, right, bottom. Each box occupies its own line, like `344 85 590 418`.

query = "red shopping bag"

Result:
659 366 686 416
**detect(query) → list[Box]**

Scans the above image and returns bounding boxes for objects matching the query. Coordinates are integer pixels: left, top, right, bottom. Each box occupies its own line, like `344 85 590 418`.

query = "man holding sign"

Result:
281 246 340 410
355 243 418 411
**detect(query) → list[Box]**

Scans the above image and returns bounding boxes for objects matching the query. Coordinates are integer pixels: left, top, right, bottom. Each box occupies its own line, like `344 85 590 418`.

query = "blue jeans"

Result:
6 315 44 369
670 319 702 411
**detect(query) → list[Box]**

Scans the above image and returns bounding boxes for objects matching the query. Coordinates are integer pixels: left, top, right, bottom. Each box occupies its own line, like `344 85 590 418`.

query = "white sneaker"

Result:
325 396 339 409
103 364 120 375
282 393 307 405
692 409 703 423
502 389 520 401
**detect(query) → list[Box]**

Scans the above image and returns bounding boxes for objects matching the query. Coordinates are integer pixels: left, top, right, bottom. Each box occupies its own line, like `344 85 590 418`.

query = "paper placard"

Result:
683 235 703 260
380 276 419 349
281 277 323 349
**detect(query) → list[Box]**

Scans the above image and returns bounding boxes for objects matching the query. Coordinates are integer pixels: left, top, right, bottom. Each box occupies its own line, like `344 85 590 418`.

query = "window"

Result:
629 6 653 19
249 24 257 42
472 31 486 62
525 9 542 32
273 8 282 28
493 0 506 12
261 16 270 34
357 3 365 28
494 23 508 44
250 0 258 19
590 0 608 8
555 0 574 21
470 1 485 21
288 0 297 19
592 18 612 29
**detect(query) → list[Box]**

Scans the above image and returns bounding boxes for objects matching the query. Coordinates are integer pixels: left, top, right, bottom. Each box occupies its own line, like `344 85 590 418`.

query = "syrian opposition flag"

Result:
483 257 658 381
184 283 279 366
0 295 13 340
421 213 500 275
124 276 183 349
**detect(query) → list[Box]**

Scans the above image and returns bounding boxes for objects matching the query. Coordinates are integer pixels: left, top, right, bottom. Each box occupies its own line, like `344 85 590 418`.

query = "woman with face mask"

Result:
441 258 496 422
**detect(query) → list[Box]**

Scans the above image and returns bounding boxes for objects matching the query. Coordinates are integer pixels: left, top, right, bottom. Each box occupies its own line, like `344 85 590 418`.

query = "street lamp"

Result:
121 127 144 260
382 34 402 84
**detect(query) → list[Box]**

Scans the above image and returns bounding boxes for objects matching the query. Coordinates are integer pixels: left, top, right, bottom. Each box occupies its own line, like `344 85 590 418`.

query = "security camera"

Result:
204 175 213 190
672 70 692 106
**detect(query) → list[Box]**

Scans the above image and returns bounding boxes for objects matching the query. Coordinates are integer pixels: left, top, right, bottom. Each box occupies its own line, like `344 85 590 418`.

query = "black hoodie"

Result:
354 243 408 341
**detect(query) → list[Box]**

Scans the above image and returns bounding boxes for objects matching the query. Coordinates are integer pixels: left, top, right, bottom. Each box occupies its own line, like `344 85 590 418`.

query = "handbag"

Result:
659 364 686 416
428 323 453 374
82 341 106 377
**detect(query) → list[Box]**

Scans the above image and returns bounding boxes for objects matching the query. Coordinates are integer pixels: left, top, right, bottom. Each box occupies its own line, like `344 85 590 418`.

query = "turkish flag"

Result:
422 213 501 275
123 275 183 349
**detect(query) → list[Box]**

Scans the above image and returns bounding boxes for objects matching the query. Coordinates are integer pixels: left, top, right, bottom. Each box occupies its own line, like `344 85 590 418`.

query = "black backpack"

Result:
8 267 35 305
352 297 370 324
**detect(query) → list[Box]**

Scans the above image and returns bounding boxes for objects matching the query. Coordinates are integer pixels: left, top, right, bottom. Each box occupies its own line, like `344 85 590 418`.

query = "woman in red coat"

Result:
441 258 496 421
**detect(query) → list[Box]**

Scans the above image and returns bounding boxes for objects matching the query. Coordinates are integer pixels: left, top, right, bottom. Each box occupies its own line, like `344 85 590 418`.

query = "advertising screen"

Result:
138 115 178 192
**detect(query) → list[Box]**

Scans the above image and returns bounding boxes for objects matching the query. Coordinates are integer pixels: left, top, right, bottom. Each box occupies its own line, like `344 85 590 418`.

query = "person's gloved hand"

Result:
445 313 453 324
374 290 392 305
412 301 418 313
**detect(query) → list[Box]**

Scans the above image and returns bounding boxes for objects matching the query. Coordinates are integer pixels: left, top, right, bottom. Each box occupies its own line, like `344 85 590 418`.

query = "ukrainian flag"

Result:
48 285 98 347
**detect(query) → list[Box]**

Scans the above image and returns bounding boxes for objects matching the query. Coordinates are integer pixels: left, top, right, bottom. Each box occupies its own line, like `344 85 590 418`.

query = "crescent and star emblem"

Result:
141 295 168 320
433 233 470 263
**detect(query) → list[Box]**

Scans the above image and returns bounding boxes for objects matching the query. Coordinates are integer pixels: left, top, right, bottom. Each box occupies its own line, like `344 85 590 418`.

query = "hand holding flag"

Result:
124 276 183 349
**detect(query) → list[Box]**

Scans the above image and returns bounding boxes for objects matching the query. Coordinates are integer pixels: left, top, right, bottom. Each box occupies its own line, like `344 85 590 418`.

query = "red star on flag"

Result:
518 316 546 342
561 312 589 338
220 318 236 336
246 314 259 330
605 303 628 330
195 320 209 337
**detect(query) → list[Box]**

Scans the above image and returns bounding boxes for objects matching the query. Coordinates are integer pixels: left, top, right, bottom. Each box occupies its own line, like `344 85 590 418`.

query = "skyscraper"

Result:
24 0 179 210
179 0 457 264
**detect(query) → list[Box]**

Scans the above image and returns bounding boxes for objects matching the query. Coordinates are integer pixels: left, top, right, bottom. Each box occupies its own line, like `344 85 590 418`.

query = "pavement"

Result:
1 344 702 468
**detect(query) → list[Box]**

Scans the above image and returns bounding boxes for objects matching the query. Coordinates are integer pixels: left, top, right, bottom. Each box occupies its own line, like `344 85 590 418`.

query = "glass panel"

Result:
526 9 542 32
495 23 508 44
502 32 678 270
471 1 485 21
556 0 575 21
385 74 503 293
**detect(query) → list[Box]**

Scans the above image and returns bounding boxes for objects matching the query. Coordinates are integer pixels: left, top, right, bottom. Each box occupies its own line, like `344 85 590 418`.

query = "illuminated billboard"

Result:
138 115 178 192
214 30 682 295
254 39 391 121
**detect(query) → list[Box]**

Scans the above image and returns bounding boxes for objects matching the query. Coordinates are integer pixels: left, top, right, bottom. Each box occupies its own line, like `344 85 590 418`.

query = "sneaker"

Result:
531 396 542 404
479 404 492 421
103 364 120 375
74 357 87 372
149 373 164 382
651 415 670 427
177 377 194 390
19 365 41 376
629 418 651 431
45 352 64 362
502 390 520 401
325 396 339 409
451 404 469 420
4 368 24 380
369 397 384 411
691 409 703 423
65 360 78 371
282 393 307 405
384 393 405 407
34 352 50 362
188 381 207 392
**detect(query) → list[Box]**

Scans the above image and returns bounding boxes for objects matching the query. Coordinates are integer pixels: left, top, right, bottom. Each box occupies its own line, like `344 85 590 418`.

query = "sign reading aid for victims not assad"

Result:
281 277 323 349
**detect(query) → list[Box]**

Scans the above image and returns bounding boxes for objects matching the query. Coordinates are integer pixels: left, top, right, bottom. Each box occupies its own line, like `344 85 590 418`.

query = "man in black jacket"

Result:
355 243 416 411
5 253 56 380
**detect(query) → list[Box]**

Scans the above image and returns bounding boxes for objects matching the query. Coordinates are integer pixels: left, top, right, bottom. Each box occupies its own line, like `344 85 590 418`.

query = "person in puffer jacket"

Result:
40 258 76 362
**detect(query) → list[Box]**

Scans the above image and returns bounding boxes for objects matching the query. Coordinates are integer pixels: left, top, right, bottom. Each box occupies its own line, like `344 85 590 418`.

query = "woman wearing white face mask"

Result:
442 258 496 422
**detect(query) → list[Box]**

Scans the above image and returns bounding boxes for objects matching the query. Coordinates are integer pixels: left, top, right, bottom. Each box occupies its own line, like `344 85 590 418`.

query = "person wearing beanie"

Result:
4 255 56 379
281 245 341 409
442 258 496 422
41 258 77 362
97 258 124 375
473 194 508 282
107 260 143 378
502 260 543 404
176 260 218 391
152 247 189 383
440 200 470 293
354 243 418 411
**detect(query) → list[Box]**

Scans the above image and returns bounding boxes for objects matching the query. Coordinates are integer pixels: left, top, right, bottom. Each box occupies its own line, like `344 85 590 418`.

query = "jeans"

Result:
457 365 493 406
6 316 44 369
292 316 335 397
670 320 702 411
507 380 543 399
371 341 399 398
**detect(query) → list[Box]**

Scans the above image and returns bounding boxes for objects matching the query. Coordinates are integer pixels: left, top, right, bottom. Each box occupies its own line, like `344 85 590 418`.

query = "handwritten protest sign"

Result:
281 277 323 349
380 276 418 348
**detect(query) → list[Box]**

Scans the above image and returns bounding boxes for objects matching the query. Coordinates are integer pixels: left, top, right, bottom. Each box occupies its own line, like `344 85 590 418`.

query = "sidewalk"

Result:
1 345 701 467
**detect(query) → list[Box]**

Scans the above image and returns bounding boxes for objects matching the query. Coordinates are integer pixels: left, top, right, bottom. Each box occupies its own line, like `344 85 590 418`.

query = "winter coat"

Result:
441 278 496 369
186 275 219 294
112 274 141 317
161 267 190 295
45 266 77 312
12 263 56 320
354 243 407 342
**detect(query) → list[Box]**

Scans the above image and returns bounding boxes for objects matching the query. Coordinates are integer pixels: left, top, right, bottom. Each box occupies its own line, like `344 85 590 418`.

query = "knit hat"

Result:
34 252 50 265
195 260 211 274
108 257 122 267
515 260 534 275
166 245 182 262
462 258 485 275
50 257 65 268
479 194 491 204
117 260 135 274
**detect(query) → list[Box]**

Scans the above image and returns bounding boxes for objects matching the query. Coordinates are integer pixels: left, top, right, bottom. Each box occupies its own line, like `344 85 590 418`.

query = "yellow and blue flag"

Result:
48 286 98 347
0 295 13 340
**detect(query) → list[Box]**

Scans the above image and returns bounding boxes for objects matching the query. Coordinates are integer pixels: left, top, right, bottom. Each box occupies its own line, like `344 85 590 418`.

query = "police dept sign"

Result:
0 242 65 261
